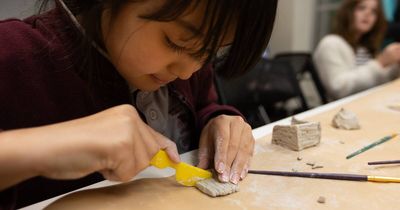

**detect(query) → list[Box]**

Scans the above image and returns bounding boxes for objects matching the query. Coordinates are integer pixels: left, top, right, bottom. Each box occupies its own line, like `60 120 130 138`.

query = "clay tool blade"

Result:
346 133 398 159
248 170 400 183
150 150 212 186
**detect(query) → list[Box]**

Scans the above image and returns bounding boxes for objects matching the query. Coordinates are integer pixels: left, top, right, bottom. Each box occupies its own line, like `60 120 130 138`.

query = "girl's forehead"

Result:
134 0 235 47
358 0 377 7
176 5 236 45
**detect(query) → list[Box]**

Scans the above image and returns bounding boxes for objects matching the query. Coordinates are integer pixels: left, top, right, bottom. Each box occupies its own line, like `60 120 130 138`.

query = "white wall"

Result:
0 0 36 19
269 0 317 56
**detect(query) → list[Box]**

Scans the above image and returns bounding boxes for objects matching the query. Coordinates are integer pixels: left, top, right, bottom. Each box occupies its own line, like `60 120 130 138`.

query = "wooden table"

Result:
23 79 400 210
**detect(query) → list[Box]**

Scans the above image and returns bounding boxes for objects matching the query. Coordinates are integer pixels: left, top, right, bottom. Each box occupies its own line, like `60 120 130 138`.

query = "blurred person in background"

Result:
314 0 400 100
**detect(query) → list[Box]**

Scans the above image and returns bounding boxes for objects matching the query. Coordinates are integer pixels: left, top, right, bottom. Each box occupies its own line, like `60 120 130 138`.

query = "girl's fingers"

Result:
229 155 247 184
151 129 180 163
240 161 251 181
229 124 254 184
213 131 228 175
225 117 246 165
100 169 119 181
211 117 230 182
162 140 180 163
223 117 244 183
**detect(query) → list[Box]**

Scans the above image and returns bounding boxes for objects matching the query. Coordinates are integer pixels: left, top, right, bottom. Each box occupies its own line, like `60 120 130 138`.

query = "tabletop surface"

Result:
23 79 400 210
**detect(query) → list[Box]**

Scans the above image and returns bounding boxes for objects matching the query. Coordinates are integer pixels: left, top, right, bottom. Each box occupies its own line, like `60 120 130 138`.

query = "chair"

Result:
214 58 309 126
274 52 328 104
255 59 309 119
214 62 271 128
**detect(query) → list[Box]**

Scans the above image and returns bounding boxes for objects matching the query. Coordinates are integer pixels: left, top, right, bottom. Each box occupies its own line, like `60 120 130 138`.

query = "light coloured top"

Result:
313 34 399 100
354 47 372 66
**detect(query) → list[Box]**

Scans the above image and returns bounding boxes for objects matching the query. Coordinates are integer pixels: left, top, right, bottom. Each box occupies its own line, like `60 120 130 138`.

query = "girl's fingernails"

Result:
217 162 225 173
230 173 240 184
240 169 247 179
172 153 180 162
222 173 229 182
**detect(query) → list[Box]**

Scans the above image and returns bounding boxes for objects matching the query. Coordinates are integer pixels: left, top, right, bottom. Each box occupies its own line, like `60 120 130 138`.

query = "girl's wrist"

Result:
0 129 41 189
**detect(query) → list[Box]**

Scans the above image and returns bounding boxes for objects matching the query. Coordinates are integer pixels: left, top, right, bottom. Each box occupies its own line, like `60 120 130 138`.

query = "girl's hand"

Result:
39 104 180 181
1 104 179 187
377 43 400 67
197 115 255 184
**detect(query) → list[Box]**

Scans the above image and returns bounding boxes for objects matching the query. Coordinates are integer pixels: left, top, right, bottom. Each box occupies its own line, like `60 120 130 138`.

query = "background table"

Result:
23 79 400 210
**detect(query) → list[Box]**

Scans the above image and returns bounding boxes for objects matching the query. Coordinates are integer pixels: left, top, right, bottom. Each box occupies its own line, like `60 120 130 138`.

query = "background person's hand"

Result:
197 115 255 184
377 43 400 67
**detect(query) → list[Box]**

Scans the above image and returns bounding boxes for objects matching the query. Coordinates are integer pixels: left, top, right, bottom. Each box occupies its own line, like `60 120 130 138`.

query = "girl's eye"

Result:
165 35 186 54
356 4 366 11
164 35 209 62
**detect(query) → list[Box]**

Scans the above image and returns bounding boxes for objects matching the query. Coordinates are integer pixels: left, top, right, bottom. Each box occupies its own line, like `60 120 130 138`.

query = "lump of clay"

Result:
271 117 321 151
317 196 326 204
388 103 400 111
195 178 239 197
331 108 360 130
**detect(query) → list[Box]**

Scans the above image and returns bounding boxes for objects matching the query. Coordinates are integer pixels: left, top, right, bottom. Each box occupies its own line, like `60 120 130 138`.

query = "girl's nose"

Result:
167 59 202 80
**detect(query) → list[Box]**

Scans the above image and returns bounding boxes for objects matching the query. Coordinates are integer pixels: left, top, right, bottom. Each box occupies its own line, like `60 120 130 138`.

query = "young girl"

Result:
0 0 277 208
313 0 400 100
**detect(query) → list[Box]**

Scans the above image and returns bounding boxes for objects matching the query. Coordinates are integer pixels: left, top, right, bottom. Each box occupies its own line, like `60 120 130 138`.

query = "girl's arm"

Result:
0 130 39 190
0 104 180 191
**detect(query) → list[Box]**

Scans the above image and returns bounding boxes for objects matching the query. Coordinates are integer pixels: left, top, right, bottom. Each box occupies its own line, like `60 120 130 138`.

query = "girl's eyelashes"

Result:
164 35 209 62
165 35 186 55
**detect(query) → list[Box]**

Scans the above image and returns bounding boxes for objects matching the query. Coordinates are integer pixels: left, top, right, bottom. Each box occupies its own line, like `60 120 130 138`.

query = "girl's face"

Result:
102 1 232 91
353 0 378 36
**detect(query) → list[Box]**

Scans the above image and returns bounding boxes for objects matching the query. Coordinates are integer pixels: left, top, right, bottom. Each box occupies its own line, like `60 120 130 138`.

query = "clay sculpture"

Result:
272 117 321 151
195 178 239 197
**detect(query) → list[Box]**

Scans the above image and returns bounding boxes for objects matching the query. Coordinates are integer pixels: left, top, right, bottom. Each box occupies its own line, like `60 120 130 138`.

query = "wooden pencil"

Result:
248 170 400 183
368 160 400 165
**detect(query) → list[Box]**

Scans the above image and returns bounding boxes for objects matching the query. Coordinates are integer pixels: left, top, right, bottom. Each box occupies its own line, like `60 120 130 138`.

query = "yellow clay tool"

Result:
150 150 212 186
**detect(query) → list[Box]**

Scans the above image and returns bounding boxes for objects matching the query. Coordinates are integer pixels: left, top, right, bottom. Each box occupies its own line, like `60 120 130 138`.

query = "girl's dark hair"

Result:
333 0 387 55
39 0 277 80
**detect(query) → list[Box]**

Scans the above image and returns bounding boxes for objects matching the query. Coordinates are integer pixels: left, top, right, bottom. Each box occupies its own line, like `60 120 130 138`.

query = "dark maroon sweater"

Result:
0 5 240 210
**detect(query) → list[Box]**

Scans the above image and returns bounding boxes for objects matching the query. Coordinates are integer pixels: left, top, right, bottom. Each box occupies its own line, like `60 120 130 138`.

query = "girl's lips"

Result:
150 74 173 85
361 18 372 24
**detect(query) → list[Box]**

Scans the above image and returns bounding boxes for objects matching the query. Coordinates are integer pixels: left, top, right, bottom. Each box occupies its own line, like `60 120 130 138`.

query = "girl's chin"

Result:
135 83 164 92
127 76 168 92
356 27 372 35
